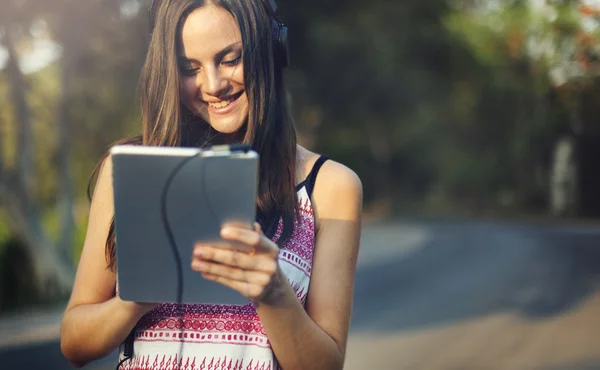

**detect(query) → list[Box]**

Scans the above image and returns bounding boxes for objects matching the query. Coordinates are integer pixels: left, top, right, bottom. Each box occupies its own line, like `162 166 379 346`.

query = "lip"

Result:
205 92 243 115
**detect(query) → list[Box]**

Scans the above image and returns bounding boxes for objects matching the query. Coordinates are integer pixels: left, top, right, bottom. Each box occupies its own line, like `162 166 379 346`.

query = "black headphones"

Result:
261 0 289 68
149 0 290 68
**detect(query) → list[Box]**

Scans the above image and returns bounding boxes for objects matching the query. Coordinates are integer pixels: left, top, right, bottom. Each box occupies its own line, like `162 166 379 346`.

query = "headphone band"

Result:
261 0 281 23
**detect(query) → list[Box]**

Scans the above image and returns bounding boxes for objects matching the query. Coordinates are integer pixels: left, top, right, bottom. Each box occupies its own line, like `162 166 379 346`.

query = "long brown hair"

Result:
88 0 298 271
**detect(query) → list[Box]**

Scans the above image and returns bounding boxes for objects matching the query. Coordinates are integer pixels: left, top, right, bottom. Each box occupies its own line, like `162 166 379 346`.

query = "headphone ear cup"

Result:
271 20 289 68
278 25 289 68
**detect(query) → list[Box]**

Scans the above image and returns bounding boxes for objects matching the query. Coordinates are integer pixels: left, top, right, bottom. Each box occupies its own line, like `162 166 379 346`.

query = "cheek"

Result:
180 77 198 106
232 66 245 87
233 68 247 110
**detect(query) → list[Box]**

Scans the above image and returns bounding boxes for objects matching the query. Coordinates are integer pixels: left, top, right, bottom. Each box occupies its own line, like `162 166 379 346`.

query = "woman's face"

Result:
179 5 248 135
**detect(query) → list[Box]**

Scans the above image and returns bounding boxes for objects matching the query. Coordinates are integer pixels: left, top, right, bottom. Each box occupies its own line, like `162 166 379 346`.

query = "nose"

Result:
200 66 228 98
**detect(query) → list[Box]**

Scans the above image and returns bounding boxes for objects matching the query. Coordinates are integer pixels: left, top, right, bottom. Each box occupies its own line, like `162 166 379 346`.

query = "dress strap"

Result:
304 155 329 198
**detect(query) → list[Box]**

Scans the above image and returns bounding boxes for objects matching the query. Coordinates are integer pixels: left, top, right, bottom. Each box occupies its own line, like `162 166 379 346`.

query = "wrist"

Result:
116 296 157 319
258 268 295 307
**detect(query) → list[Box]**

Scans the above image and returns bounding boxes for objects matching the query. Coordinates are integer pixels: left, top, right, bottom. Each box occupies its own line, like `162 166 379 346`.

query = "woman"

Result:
60 1 362 369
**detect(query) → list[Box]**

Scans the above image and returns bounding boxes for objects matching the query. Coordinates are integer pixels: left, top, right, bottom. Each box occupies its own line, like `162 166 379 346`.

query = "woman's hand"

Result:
191 222 286 305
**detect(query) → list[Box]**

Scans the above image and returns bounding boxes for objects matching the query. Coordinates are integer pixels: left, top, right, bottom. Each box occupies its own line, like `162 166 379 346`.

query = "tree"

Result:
0 0 148 299
0 0 74 296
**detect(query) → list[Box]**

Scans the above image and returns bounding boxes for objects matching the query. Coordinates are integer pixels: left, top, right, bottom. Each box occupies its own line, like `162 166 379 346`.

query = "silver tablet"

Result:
110 144 258 305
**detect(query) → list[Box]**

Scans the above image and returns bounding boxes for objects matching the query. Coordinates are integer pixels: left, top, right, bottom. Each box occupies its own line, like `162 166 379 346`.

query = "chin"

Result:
206 118 246 135
187 102 248 138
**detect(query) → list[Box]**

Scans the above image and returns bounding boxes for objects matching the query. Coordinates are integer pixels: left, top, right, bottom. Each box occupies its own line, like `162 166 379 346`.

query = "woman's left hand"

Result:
191 222 286 305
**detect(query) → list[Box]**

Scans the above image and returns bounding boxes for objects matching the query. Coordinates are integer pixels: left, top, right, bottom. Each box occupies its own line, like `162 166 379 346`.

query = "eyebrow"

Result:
178 42 243 64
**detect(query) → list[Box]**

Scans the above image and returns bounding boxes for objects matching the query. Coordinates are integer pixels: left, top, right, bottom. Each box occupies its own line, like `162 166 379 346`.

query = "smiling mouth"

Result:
206 92 242 109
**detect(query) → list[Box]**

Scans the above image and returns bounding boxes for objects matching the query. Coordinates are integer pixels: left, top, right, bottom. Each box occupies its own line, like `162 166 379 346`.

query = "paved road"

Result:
2 220 600 369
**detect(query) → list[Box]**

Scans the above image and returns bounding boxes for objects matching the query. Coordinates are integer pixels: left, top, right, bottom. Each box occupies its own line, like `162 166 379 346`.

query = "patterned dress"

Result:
117 156 328 370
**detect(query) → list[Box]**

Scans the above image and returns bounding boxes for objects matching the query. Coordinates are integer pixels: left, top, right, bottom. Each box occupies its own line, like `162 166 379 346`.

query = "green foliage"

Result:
279 0 598 216
1 0 600 271
0 212 8 247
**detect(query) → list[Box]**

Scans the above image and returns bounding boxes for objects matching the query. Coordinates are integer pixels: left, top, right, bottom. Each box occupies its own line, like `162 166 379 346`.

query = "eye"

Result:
180 66 199 76
222 56 242 67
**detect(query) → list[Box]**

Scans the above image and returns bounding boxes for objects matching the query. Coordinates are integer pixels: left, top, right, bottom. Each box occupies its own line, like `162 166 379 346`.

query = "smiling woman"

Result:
59 1 363 370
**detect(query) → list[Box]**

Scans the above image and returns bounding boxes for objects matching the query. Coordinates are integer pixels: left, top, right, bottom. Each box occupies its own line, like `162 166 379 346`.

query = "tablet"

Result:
110 144 258 305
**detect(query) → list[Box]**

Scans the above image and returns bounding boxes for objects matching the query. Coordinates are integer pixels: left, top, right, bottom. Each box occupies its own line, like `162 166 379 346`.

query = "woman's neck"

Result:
182 120 246 148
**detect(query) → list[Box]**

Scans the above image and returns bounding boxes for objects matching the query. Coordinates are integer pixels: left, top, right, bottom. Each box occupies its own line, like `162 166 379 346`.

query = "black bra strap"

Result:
305 155 329 198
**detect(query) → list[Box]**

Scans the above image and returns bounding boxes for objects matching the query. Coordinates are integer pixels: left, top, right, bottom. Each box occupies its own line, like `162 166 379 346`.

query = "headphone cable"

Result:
118 144 251 370
159 151 203 370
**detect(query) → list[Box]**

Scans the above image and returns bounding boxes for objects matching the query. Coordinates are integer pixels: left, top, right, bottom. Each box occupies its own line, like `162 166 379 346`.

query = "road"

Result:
1 220 600 370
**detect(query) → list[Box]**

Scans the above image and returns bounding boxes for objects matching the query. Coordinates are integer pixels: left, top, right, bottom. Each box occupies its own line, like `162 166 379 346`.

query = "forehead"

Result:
180 5 242 58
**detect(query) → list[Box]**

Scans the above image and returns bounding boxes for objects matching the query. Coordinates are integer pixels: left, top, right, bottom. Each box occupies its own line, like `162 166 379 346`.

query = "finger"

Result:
200 273 262 299
193 245 278 273
202 239 249 253
253 222 263 234
222 220 253 231
220 227 277 254
221 227 261 248
192 261 271 285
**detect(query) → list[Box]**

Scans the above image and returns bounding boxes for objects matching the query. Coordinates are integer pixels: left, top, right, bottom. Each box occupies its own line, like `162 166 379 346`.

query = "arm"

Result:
193 161 362 370
256 161 362 370
60 157 156 367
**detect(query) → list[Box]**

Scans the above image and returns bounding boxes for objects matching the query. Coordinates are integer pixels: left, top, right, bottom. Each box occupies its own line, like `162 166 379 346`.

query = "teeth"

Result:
208 99 233 109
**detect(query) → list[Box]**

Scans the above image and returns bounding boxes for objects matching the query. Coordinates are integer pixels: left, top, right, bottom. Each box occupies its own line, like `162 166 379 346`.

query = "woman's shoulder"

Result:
296 145 363 206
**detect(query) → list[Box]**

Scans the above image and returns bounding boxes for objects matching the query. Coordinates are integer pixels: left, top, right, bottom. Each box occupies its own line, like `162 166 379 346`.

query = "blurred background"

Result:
1 0 600 369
